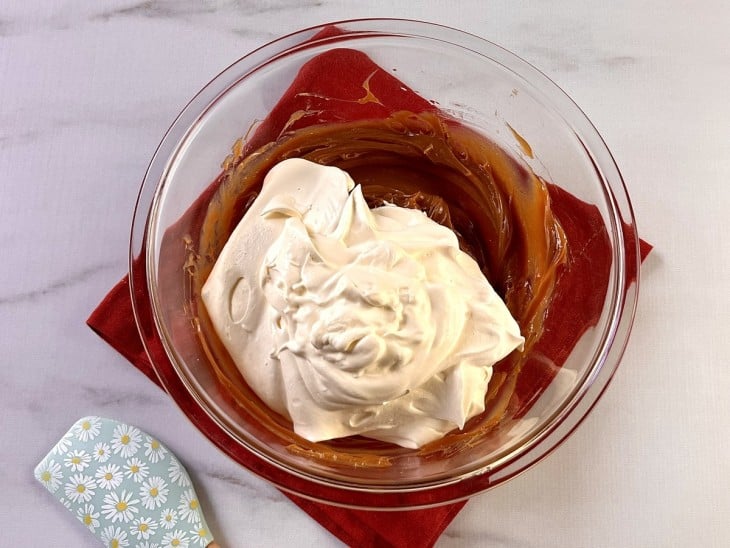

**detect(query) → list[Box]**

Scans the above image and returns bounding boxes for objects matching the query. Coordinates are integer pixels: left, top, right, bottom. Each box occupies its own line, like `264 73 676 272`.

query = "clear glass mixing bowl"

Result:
130 18 640 509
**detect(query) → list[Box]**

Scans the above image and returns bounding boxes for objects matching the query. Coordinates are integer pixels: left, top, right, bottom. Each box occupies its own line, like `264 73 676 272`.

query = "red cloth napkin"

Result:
88 29 651 547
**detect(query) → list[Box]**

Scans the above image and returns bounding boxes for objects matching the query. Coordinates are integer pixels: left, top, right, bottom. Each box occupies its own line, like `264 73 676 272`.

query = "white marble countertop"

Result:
3 1 729 546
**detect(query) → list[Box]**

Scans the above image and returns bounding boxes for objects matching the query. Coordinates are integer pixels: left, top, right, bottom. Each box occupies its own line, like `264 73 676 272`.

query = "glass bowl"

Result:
130 18 640 509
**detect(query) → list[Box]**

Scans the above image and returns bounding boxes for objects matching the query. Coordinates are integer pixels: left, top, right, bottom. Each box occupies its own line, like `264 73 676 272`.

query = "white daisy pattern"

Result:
64 473 96 504
51 432 73 455
130 516 157 540
140 476 169 510
124 457 149 483
35 459 63 493
161 529 189 548
35 417 214 546
159 508 178 530
101 490 140 523
111 423 142 458
167 457 190 488
96 463 124 490
189 524 211 547
100 524 129 547
93 441 112 463
144 436 168 464
64 449 91 472
177 489 201 523
73 417 102 442
77 503 100 533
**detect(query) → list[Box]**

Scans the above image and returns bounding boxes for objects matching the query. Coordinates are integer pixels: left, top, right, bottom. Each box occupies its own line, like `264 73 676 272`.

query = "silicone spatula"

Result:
35 416 219 547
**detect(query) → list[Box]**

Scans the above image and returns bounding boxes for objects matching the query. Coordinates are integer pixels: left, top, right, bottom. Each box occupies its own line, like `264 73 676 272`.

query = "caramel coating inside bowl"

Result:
192 111 567 464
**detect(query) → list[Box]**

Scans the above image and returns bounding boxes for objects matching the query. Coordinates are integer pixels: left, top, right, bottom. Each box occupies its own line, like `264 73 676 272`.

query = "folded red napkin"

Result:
88 27 651 547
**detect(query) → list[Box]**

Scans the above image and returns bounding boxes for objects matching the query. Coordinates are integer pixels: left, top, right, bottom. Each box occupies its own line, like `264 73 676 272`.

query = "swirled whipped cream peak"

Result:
201 158 524 448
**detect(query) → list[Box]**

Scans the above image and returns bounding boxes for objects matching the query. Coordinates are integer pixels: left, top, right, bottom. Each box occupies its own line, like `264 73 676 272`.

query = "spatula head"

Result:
35 416 215 547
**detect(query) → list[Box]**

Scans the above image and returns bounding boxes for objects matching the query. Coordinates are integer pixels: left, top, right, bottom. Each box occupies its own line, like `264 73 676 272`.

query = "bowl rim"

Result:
129 17 641 509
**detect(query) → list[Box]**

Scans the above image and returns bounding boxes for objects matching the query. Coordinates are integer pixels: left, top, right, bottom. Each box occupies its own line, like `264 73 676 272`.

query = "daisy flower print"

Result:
189 523 212 547
77 503 100 533
140 476 169 510
93 441 112 463
144 436 168 464
124 457 149 483
100 525 129 547
73 416 101 442
161 529 189 548
64 473 96 504
111 423 142 458
168 456 191 488
130 516 157 540
36 417 215 547
35 459 62 493
51 432 73 455
177 489 201 523
101 489 140 523
64 449 91 472
96 463 124 490
159 508 178 530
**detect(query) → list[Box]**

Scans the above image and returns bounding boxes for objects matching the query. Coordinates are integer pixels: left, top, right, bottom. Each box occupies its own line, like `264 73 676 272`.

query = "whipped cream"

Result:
201 158 524 448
